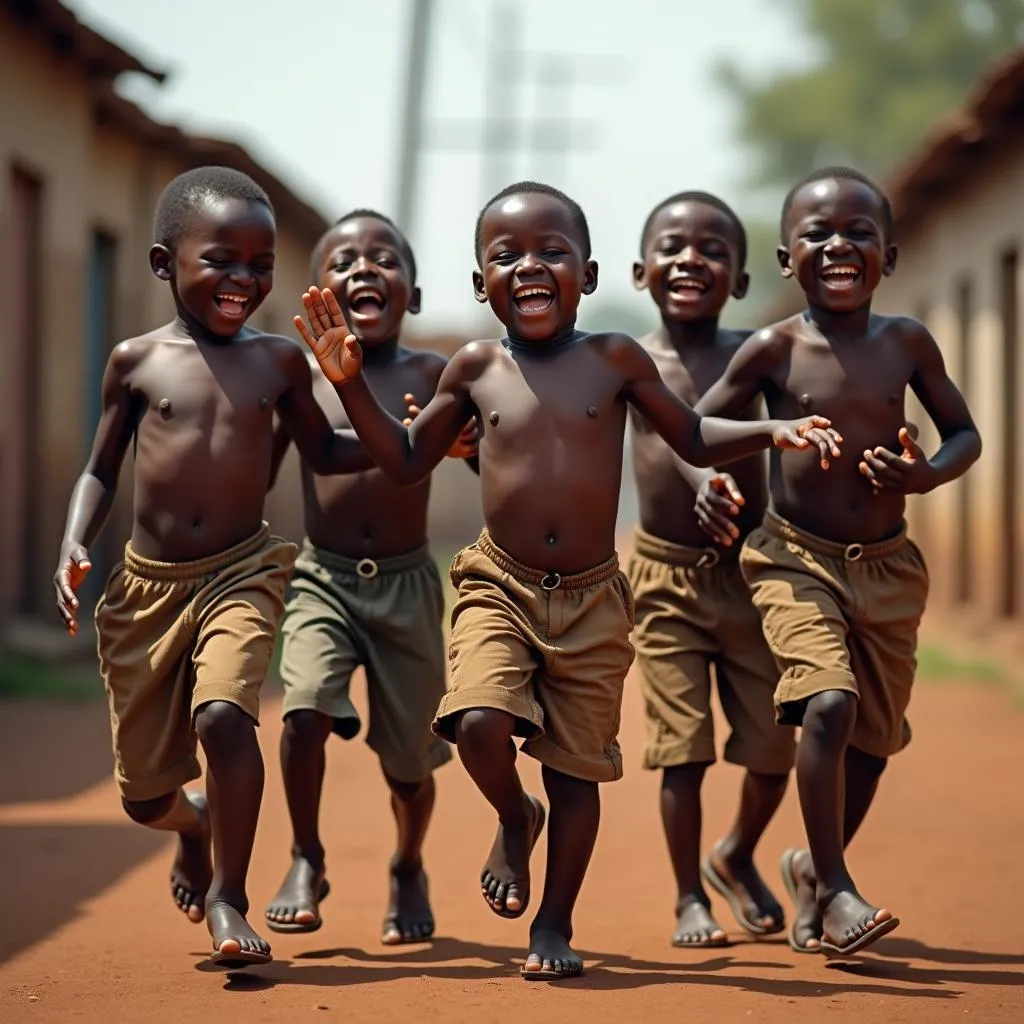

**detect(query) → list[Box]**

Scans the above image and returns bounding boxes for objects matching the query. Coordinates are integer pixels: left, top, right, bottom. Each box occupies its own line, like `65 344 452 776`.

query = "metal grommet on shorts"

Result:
540 572 561 591
844 543 864 562
696 549 720 569
356 557 379 579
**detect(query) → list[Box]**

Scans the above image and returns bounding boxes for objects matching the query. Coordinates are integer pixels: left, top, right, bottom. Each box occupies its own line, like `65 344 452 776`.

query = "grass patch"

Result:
917 644 1003 683
0 652 100 700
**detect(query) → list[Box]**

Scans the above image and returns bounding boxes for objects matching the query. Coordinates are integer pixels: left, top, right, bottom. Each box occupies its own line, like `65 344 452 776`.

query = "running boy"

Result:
53 167 377 969
628 192 794 948
264 210 477 944
293 181 839 979
692 167 980 956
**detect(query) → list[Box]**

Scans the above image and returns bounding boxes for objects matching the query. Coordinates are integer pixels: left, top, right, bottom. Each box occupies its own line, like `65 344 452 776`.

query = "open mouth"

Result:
668 277 709 298
214 292 252 317
820 265 861 287
348 286 386 316
512 284 555 314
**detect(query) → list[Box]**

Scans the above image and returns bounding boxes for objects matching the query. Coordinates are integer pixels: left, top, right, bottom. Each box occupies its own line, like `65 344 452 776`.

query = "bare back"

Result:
630 329 767 547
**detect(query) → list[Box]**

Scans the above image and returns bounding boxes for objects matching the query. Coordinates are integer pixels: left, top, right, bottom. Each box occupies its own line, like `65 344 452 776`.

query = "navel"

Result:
158 398 173 418
488 410 500 426
587 405 598 418
546 533 557 546
799 393 812 410
259 397 270 410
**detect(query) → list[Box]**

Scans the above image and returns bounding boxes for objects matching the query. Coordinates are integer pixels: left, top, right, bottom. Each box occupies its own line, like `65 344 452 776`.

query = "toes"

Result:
186 903 204 924
504 885 523 912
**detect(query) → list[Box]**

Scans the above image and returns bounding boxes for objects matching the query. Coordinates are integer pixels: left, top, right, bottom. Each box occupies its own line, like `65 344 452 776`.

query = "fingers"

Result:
293 314 316 349
712 473 745 506
899 426 924 457
322 287 348 328
696 496 741 546
306 286 333 333
859 448 908 491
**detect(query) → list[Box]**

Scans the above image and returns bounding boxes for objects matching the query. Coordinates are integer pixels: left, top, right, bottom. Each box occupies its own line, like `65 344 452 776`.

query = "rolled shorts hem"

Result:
849 727 911 761
376 739 454 785
281 690 361 733
722 737 796 776
642 740 717 771
116 757 202 803
775 669 858 725
192 680 261 724
521 734 623 784
432 685 544 743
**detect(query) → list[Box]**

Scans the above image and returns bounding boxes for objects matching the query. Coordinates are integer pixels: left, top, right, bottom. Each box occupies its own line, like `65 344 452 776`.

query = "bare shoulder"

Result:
259 331 311 371
445 338 505 382
874 312 934 348
109 327 168 377
397 346 450 385
718 326 754 352
733 315 800 370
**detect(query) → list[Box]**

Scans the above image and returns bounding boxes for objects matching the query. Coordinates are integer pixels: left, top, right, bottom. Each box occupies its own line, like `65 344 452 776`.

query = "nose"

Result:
351 255 377 278
517 252 544 276
825 232 852 254
228 262 255 285
675 244 702 266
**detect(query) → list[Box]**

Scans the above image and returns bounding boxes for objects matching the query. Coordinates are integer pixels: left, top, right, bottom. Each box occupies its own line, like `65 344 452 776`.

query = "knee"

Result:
283 709 332 747
454 707 515 753
122 792 176 825
384 772 433 804
847 745 888 782
195 700 254 748
663 762 710 789
802 690 857 742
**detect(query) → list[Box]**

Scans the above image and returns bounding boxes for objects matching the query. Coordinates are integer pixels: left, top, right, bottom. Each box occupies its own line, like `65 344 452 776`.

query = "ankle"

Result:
713 835 755 867
675 889 711 911
206 891 249 916
291 843 325 868
530 916 573 941
390 853 423 876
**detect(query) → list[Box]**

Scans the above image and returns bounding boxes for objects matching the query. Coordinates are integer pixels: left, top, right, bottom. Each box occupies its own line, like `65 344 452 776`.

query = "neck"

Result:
804 299 873 338
360 337 400 366
658 314 721 351
172 311 239 346
506 321 579 352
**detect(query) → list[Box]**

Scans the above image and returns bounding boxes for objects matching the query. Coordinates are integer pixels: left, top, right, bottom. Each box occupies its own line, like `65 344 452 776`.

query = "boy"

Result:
53 166 378 969
628 192 795 948
292 181 839 979
263 210 477 944
692 166 980 956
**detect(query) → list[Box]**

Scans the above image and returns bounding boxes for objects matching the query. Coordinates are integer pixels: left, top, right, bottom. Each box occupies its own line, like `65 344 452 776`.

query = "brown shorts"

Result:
279 539 452 784
740 510 929 759
95 524 297 801
628 528 794 774
433 530 635 783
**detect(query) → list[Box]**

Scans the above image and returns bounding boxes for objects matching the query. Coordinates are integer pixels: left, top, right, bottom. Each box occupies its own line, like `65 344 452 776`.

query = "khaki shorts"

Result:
740 510 929 759
95 524 297 801
433 530 635 783
628 528 794 774
279 540 452 784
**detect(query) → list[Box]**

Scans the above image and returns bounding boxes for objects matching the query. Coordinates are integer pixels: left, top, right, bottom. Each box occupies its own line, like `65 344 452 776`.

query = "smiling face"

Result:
779 177 896 312
315 216 419 345
151 196 276 338
634 200 748 322
473 192 597 341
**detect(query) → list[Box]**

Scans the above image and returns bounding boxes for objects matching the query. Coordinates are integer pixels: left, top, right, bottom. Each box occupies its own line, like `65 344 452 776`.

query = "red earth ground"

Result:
1 665 1022 1024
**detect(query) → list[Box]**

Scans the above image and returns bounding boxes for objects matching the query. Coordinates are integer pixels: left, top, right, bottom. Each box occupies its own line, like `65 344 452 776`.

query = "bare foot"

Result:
781 848 821 953
703 840 784 935
481 795 545 918
170 791 211 924
265 852 329 933
208 901 272 967
382 860 434 944
671 896 729 947
521 927 583 980
820 889 898 955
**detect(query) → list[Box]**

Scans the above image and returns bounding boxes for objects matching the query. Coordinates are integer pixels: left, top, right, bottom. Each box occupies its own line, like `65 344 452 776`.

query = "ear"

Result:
406 286 422 315
149 244 173 281
882 243 898 277
472 269 487 304
582 259 599 296
732 269 750 300
632 260 648 292
776 246 794 279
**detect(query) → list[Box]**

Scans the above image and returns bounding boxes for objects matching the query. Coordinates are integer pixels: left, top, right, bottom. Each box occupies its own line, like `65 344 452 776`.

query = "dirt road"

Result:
1 672 1022 1024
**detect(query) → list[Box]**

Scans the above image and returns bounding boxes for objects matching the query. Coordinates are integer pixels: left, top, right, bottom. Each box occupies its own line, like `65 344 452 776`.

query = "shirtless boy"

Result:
53 167 376 969
264 210 477 944
628 191 794 947
292 181 839 979
692 167 980 956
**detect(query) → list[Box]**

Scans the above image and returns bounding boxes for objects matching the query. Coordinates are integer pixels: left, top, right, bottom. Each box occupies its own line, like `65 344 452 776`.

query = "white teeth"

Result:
823 267 858 277
217 293 249 301
514 286 552 298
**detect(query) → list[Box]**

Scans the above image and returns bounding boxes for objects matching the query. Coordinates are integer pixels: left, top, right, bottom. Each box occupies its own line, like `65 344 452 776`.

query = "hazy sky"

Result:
70 0 814 335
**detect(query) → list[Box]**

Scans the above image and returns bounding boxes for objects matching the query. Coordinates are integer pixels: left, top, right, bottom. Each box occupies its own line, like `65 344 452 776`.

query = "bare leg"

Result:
265 710 333 931
522 766 596 980
660 763 727 946
122 788 211 923
195 700 270 965
454 709 544 917
381 771 437 944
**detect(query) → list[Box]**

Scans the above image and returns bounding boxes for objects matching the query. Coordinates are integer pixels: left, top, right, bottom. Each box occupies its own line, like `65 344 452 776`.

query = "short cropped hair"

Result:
309 209 417 285
639 190 747 269
780 166 893 241
475 181 591 262
153 166 273 248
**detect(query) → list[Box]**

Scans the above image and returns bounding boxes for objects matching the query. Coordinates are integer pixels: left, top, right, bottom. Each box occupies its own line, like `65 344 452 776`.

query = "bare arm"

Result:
694 329 778 419
295 287 478 486
54 343 140 633
274 340 375 476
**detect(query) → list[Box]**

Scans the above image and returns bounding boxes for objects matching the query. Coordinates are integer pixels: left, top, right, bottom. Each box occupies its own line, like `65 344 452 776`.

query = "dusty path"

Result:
1 673 1022 1023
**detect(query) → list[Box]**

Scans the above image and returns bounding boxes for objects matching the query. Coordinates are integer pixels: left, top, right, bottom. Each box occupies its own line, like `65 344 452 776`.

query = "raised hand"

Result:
695 473 745 546
772 416 843 469
859 426 935 494
53 544 92 636
294 286 363 384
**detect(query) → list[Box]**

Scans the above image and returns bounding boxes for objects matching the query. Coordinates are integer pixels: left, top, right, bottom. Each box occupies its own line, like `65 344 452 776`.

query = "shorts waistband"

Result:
300 538 431 579
123 523 271 581
476 529 619 591
762 510 907 562
633 526 735 568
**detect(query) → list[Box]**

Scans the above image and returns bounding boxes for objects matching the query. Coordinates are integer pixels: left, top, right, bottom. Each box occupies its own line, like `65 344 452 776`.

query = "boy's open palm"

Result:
294 286 363 384
772 416 843 469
